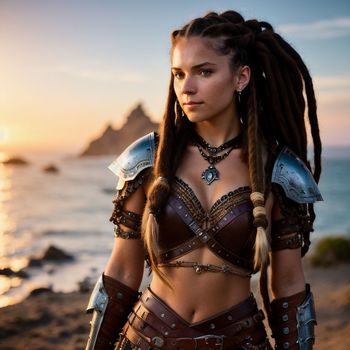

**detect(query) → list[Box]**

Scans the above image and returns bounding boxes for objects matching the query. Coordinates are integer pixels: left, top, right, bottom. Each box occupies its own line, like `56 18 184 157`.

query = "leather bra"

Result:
157 176 255 274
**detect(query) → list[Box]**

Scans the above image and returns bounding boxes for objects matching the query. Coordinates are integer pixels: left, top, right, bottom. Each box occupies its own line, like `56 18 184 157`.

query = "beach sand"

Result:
0 261 349 350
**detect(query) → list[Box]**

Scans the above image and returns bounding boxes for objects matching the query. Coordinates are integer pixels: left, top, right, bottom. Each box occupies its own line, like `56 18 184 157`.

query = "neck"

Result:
193 108 242 147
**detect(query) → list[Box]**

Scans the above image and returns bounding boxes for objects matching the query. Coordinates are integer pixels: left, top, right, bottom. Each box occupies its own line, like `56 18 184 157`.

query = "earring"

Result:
237 90 242 104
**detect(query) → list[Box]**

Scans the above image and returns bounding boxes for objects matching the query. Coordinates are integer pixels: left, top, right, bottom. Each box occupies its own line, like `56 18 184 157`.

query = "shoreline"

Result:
0 262 349 350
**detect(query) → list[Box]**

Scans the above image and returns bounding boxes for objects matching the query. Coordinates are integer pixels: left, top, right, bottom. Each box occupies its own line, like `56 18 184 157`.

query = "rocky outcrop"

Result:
80 103 159 156
3 157 29 165
28 245 74 267
43 164 59 173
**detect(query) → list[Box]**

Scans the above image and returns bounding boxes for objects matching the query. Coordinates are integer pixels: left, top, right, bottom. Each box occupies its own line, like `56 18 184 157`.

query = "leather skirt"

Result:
116 288 272 350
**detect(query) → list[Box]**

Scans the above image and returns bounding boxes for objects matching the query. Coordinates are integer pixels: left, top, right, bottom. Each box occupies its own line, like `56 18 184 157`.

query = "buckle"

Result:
176 335 225 350
194 335 224 350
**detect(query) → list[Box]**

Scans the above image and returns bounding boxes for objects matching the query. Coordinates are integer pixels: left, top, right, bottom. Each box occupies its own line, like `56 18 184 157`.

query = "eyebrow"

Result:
171 62 217 70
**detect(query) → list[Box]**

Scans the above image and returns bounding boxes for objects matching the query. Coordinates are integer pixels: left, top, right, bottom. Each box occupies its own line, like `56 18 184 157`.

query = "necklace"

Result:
191 132 242 185
192 131 242 154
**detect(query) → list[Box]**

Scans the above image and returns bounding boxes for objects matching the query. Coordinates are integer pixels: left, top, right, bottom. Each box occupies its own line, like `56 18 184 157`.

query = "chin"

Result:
185 113 209 124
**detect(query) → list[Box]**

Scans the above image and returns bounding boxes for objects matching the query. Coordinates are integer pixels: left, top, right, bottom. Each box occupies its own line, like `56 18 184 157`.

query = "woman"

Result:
85 10 322 350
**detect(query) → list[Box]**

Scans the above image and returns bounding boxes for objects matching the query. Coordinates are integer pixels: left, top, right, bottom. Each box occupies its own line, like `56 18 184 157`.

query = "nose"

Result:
181 75 196 95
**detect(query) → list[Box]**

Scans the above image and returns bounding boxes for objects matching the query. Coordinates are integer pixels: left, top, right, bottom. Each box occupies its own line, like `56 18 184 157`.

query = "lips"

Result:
183 101 203 106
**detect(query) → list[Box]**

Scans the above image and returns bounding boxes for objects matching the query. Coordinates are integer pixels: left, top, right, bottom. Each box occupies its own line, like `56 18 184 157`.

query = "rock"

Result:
27 246 74 268
80 103 159 156
0 268 15 276
42 245 74 261
27 258 43 267
42 164 59 173
78 277 94 293
3 157 29 165
0 267 29 278
102 187 115 195
29 286 53 296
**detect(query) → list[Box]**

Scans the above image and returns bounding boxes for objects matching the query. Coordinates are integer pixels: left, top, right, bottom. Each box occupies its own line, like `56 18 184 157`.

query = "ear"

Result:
235 65 251 92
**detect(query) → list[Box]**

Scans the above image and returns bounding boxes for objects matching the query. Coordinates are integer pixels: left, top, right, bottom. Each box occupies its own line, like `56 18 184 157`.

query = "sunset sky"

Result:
0 0 349 154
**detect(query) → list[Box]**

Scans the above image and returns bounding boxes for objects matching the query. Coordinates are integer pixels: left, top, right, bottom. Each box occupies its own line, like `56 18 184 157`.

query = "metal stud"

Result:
210 323 215 329
283 342 290 349
171 323 176 329
282 327 290 335
282 314 289 322
160 313 165 318
282 302 289 309
151 336 164 347
116 292 124 300
227 315 233 321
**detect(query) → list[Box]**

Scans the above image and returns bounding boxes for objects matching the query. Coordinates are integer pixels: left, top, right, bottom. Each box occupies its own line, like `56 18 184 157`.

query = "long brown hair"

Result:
142 10 321 280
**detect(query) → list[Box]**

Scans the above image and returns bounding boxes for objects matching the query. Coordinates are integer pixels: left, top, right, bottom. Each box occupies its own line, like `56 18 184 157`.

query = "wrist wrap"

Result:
270 284 316 350
85 274 139 350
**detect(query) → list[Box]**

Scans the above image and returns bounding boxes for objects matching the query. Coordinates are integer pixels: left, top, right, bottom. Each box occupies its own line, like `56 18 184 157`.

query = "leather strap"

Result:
122 289 267 350
159 195 253 271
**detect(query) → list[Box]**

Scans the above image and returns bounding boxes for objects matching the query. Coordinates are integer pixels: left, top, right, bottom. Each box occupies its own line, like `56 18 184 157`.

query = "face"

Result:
171 36 243 124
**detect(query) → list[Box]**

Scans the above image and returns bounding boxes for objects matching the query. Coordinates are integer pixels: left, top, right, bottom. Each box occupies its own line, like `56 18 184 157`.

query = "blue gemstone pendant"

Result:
202 165 219 185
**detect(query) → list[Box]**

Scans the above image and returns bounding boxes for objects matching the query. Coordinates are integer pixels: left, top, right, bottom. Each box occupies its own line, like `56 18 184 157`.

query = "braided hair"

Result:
142 10 321 280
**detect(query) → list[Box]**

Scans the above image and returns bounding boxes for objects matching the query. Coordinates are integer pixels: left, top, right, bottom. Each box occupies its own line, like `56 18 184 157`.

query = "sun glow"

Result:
0 127 9 145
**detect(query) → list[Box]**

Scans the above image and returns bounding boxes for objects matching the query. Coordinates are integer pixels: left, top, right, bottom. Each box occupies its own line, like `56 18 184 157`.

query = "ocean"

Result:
0 147 349 307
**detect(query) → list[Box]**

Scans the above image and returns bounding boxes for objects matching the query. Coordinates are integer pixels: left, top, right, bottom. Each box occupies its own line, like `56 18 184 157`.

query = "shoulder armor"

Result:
271 146 323 204
108 132 156 190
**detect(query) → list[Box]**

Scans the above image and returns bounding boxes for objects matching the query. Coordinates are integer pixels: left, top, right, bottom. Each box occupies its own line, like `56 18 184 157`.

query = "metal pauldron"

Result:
85 276 109 350
108 132 157 190
271 146 323 204
296 288 317 350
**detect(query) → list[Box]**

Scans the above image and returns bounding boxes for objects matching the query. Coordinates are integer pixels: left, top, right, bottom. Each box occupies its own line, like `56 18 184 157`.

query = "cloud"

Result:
278 17 350 39
44 64 147 83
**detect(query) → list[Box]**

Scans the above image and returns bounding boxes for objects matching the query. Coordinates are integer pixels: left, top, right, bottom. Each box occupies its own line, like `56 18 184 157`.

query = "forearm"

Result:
104 239 145 291
270 249 306 299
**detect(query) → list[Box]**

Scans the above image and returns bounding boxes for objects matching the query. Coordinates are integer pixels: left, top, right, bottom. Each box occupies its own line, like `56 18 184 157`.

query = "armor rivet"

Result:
164 331 169 336
160 313 165 318
116 292 124 300
210 323 215 329
282 314 289 322
283 327 290 335
227 315 233 321
283 342 290 349
282 302 289 309
171 323 176 329
203 235 208 240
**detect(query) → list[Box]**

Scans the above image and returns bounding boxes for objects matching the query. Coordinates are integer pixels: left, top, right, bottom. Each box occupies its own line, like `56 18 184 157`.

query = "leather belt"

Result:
122 288 266 350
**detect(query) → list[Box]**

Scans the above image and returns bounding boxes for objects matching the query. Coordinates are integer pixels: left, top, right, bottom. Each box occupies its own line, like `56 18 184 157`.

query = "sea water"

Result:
0 147 349 307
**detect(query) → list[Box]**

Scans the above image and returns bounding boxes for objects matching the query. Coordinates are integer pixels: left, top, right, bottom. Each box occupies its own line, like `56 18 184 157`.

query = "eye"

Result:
199 69 212 77
173 71 184 79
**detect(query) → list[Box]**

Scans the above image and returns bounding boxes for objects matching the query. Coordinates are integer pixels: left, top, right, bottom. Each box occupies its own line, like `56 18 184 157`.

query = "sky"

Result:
0 0 349 154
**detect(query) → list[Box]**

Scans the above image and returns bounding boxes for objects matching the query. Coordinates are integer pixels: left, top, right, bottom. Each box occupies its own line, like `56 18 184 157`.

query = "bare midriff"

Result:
149 246 252 324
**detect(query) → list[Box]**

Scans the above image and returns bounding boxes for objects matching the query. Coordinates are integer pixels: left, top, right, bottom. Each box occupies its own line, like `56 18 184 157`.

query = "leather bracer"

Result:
85 274 139 350
270 284 316 350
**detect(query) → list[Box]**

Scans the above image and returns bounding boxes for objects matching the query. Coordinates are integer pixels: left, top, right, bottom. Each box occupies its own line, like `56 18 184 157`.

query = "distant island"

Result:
80 103 159 156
